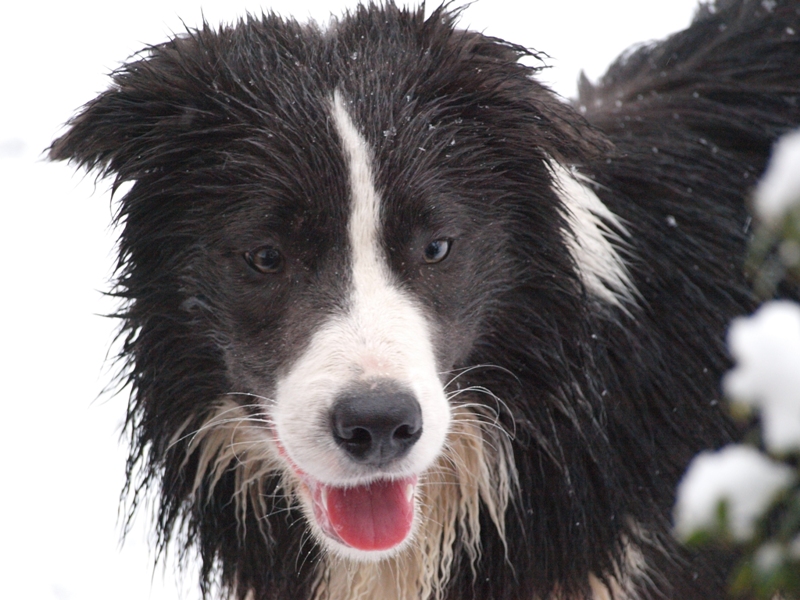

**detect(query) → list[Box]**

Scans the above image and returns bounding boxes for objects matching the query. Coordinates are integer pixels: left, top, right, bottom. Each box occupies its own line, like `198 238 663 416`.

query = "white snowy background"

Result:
0 1 701 598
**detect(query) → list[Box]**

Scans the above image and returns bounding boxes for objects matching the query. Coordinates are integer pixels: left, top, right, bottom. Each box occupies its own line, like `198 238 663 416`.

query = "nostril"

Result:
392 422 420 441
337 426 372 446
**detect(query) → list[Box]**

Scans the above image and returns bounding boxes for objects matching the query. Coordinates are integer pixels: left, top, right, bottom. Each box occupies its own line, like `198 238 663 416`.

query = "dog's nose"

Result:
330 383 423 466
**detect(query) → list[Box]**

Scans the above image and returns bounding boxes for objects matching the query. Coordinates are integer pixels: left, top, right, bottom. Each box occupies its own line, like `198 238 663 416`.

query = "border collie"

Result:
51 1 800 598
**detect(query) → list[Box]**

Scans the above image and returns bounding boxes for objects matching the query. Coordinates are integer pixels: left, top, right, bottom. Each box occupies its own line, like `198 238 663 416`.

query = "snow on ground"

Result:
724 301 800 453
0 1 698 598
674 445 794 542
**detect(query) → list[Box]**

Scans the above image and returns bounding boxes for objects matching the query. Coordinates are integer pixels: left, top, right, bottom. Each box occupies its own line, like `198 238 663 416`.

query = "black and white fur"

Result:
52 1 800 598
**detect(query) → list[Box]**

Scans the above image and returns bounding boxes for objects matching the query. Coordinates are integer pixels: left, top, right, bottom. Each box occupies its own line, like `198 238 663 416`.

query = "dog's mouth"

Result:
272 436 418 551
302 474 417 551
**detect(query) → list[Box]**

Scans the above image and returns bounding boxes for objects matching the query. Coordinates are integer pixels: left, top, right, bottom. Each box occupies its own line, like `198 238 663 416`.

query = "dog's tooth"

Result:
405 483 415 503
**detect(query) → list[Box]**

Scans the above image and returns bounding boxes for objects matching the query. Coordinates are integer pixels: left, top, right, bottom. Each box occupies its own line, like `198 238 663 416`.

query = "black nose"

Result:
330 383 423 466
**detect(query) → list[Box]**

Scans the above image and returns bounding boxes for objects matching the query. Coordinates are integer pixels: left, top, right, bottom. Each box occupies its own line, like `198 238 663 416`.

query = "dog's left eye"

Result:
244 245 284 274
423 239 452 264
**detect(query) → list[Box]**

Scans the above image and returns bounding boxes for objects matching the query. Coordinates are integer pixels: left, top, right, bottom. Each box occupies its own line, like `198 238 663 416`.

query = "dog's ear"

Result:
49 34 220 183
443 28 613 163
51 57 157 179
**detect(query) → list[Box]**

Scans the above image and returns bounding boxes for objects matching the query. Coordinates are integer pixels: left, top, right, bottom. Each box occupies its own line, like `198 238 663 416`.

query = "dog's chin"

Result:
295 472 420 561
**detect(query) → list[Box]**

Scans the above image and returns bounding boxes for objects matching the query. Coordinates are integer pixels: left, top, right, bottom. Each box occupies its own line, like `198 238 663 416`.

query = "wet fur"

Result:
51 1 800 598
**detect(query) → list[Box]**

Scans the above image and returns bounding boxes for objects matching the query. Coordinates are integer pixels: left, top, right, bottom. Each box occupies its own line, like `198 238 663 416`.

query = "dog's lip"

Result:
306 478 346 545
270 433 418 551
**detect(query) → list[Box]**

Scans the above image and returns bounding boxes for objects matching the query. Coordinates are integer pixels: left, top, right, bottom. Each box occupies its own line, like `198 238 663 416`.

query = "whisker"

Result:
225 391 276 405
169 407 276 451
440 363 521 390
448 388 517 439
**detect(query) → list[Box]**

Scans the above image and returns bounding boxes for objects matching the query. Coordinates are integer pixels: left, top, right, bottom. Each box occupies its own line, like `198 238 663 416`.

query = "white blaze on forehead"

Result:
271 91 450 487
552 162 637 308
330 90 388 312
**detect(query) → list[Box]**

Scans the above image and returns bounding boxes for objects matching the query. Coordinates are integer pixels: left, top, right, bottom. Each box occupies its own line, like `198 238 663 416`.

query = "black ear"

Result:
443 27 613 163
51 47 169 177
49 28 232 183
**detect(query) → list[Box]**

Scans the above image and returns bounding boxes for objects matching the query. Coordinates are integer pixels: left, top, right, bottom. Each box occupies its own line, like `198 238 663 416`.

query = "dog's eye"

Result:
423 238 451 264
244 245 284 274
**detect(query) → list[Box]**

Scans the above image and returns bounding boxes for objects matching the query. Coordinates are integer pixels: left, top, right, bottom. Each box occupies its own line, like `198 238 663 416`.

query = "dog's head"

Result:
52 3 614 596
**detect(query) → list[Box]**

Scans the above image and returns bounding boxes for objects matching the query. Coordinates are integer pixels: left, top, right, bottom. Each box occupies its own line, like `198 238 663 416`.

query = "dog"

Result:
51 1 800 598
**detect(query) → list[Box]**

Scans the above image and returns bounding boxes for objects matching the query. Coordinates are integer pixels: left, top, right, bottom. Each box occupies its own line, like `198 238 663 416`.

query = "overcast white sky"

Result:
0 1 698 598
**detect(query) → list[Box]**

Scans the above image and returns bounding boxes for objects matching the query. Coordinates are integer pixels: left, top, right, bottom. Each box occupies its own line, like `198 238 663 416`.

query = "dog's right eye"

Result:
423 238 452 264
244 245 284 274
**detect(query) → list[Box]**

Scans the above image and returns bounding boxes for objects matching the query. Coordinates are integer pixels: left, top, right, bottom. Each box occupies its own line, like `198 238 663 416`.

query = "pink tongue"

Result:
325 478 415 551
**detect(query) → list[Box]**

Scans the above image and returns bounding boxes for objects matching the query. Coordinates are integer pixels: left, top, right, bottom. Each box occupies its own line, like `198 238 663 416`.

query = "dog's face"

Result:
196 83 527 557
50 2 606 583
211 90 474 557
